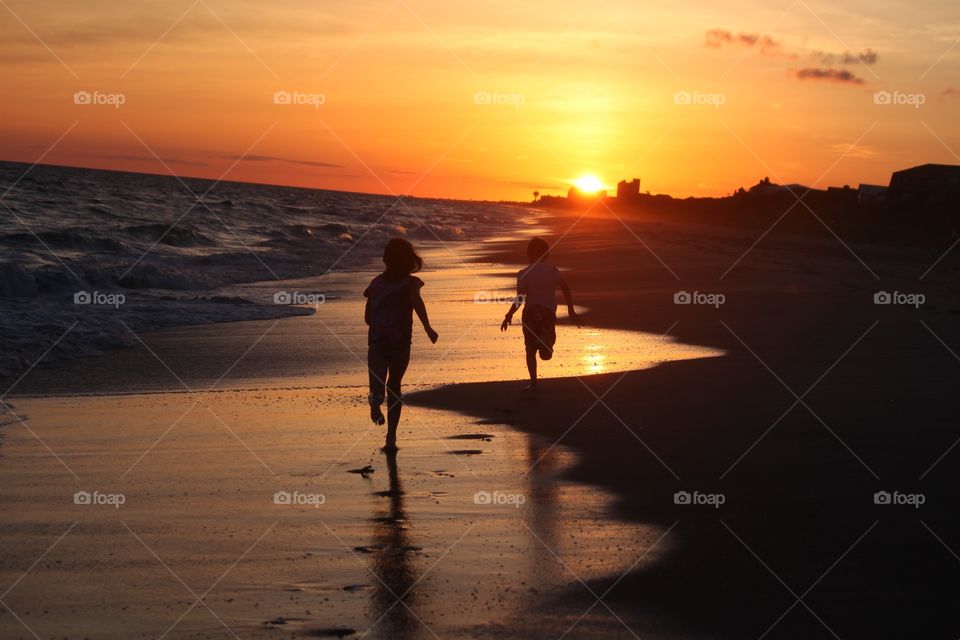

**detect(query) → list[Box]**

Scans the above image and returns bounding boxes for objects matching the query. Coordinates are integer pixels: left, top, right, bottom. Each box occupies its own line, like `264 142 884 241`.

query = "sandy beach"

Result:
3 207 960 638
409 208 960 638
1 232 723 639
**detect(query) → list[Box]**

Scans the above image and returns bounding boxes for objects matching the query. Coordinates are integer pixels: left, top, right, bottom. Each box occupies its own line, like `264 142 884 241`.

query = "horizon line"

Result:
0 156 947 204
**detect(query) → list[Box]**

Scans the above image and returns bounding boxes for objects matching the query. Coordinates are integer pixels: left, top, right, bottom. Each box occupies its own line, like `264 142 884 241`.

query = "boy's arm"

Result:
557 277 582 327
413 291 439 343
500 297 522 331
364 297 371 325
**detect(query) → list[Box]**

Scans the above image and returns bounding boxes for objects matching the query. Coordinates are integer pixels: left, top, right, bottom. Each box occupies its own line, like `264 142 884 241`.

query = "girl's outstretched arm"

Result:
413 293 439 343
558 278 582 327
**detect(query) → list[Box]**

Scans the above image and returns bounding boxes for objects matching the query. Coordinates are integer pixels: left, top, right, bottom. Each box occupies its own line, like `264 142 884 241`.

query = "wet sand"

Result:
0 390 672 639
0 237 720 639
407 209 960 638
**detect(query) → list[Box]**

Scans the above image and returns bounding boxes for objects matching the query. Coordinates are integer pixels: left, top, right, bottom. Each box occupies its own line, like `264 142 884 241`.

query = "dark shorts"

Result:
521 304 556 357
368 338 411 363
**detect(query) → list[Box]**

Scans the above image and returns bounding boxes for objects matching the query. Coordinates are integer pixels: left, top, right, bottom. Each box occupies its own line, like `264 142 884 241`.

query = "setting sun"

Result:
572 175 606 194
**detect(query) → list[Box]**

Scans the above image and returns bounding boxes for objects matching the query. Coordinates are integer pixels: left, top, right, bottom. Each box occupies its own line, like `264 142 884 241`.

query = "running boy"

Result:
500 237 581 391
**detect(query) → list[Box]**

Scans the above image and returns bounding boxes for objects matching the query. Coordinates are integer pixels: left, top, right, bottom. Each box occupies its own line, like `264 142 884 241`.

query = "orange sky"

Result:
1 0 959 200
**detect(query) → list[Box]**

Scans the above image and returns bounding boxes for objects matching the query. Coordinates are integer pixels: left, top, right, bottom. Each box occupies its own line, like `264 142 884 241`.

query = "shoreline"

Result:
6 211 721 398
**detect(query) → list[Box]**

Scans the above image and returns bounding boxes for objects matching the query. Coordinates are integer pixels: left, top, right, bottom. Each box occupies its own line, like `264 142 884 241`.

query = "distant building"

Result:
888 164 960 205
826 185 857 207
616 179 641 201
748 177 811 195
857 184 888 206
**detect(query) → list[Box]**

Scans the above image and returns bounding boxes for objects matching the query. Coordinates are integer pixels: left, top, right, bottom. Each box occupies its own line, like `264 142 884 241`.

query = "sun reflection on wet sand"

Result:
0 389 671 639
581 341 609 374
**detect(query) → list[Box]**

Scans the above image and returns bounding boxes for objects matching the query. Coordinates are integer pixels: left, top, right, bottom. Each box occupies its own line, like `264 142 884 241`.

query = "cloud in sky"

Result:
705 29 787 57
825 142 881 159
706 28 878 67
814 48 878 66
229 154 344 169
98 154 210 167
795 68 865 84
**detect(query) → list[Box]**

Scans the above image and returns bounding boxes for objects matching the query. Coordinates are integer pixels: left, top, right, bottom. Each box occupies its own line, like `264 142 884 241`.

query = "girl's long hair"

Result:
382 238 423 278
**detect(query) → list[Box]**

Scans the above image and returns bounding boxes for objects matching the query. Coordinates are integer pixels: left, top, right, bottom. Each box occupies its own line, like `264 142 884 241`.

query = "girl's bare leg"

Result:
383 348 411 451
367 347 388 425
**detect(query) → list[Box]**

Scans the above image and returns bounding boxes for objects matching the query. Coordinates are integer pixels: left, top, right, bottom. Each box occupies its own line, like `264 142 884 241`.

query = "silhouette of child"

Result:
500 237 581 391
365 238 438 451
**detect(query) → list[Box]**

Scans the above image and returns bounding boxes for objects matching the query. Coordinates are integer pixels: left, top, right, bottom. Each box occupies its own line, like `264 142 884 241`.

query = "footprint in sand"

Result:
342 584 373 593
302 627 357 638
477 418 515 426
264 616 308 627
347 465 374 478
369 515 406 524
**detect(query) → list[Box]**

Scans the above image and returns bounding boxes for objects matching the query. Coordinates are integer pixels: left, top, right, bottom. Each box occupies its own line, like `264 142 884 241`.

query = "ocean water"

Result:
0 161 525 379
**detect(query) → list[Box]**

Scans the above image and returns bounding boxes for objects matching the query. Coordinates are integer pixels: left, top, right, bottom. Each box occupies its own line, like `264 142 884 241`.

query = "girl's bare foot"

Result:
370 405 385 425
381 430 398 453
380 443 399 453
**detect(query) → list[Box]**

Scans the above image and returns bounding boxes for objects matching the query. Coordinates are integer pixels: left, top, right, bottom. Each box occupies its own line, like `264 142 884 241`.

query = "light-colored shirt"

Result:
517 263 560 311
